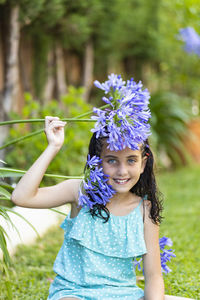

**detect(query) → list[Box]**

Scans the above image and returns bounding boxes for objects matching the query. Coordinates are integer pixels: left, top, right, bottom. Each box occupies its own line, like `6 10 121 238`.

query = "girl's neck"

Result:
107 192 141 213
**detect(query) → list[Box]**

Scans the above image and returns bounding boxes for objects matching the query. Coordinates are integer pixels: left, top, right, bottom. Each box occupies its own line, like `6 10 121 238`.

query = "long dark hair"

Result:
85 132 163 224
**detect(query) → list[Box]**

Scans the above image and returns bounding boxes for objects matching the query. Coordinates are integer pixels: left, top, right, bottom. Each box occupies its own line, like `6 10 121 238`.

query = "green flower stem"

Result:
0 104 110 150
0 117 96 150
0 129 44 150
71 104 110 119
44 174 83 180
0 118 95 126
0 104 110 126
0 167 83 179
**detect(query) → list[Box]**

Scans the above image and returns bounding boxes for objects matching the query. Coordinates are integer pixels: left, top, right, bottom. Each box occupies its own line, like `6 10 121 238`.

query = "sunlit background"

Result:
0 0 200 171
0 1 200 298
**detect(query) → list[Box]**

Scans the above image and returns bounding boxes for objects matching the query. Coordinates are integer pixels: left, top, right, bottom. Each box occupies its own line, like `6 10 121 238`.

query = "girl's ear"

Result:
140 156 147 174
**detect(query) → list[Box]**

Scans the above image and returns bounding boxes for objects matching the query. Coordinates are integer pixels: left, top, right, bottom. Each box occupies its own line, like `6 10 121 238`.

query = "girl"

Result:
11 116 193 300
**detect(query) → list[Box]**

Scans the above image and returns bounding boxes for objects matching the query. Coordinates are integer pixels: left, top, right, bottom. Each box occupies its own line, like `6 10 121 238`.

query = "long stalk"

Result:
0 118 95 126
0 167 83 179
70 104 109 119
0 104 110 149
0 104 110 126
0 129 44 150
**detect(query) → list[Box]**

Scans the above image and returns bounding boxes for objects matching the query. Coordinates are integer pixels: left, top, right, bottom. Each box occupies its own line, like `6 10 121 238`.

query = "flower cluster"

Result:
91 73 151 151
159 236 176 274
134 236 176 274
78 155 115 209
179 27 200 57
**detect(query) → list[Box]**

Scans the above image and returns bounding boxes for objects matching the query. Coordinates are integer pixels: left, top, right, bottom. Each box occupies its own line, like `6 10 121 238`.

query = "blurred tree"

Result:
157 0 200 100
0 2 20 159
0 0 200 166
104 0 160 79
150 91 191 166
22 0 107 101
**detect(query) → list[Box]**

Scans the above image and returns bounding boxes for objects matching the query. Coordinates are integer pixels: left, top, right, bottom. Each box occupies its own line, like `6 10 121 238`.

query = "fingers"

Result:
45 116 66 132
45 116 59 127
44 116 67 148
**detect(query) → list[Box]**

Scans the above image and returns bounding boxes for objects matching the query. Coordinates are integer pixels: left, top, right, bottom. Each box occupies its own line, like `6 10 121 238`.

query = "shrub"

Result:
5 87 93 184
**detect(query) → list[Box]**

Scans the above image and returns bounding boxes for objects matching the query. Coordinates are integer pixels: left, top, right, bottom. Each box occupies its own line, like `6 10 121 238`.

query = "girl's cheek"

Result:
102 164 108 174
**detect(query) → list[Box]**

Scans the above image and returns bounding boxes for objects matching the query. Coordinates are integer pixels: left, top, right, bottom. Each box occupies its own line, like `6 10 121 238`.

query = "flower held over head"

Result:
92 74 151 151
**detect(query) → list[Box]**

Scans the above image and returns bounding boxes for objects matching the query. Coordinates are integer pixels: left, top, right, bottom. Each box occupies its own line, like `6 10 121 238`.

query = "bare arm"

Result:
11 116 81 208
143 201 165 300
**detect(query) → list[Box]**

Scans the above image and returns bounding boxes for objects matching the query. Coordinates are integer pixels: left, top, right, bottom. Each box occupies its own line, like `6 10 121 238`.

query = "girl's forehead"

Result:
101 145 142 157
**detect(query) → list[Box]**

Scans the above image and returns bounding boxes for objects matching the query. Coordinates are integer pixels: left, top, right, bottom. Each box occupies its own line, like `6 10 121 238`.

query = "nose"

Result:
117 163 128 177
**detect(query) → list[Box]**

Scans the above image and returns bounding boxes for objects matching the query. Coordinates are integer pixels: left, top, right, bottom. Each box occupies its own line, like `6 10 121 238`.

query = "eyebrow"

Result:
104 155 139 159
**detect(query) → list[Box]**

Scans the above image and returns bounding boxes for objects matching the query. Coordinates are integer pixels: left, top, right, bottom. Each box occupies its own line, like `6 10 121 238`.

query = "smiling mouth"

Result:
114 179 130 185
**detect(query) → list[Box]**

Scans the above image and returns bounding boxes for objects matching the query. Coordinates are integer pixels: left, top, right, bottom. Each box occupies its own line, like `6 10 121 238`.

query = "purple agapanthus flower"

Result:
179 27 200 57
159 236 173 250
78 155 115 209
134 236 176 274
86 154 102 168
159 236 176 274
91 74 151 151
160 248 176 274
94 74 126 94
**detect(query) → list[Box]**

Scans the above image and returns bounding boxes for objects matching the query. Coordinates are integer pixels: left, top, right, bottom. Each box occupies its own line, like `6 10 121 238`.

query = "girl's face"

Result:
101 145 146 195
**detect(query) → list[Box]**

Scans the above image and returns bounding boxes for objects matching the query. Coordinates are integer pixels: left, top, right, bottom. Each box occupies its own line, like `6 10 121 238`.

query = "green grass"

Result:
1 165 200 299
158 165 200 299
0 224 64 300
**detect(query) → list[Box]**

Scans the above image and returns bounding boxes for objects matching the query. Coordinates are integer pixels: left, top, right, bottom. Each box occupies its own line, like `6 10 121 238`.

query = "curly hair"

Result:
85 132 163 224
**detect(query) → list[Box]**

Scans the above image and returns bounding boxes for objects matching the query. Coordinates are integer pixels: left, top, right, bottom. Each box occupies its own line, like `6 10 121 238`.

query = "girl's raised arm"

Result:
11 116 81 209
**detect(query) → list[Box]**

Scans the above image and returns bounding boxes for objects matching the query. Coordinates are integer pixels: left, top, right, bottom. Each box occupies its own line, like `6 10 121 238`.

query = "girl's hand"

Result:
45 116 66 150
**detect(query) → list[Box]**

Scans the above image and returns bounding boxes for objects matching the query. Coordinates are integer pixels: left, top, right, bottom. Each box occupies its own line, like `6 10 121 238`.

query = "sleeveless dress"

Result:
48 200 147 300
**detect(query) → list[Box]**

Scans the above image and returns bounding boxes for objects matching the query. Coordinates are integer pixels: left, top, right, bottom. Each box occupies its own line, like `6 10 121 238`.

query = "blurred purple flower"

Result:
134 236 176 274
133 258 143 272
179 27 200 57
91 74 151 151
78 155 115 209
160 249 176 274
159 236 173 250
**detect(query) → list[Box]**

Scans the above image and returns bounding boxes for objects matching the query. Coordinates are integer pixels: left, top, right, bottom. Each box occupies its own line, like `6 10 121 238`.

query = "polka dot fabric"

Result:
48 200 146 300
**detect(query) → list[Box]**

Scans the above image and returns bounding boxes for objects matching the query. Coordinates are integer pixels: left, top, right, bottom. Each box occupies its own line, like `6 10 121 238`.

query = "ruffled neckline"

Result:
61 200 147 258
70 198 143 220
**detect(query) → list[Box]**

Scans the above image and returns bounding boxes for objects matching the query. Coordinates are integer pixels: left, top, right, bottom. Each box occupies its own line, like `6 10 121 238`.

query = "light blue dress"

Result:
48 200 147 300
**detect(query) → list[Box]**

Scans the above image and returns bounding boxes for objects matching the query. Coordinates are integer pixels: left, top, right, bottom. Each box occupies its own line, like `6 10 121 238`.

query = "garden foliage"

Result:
5 87 93 181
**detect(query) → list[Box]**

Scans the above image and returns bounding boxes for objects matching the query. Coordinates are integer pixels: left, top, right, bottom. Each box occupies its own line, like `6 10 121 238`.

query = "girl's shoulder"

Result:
140 198 153 224
143 199 152 210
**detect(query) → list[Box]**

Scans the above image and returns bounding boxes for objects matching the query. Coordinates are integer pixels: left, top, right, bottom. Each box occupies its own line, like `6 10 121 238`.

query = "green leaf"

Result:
1 261 13 299
0 159 7 164
0 182 14 192
2 207 39 238
0 206 21 238
0 198 12 202
0 226 11 265
0 187 11 199
49 208 68 216
0 167 83 179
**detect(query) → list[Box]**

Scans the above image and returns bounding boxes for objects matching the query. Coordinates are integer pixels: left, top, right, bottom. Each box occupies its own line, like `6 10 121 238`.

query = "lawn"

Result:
1 165 200 299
